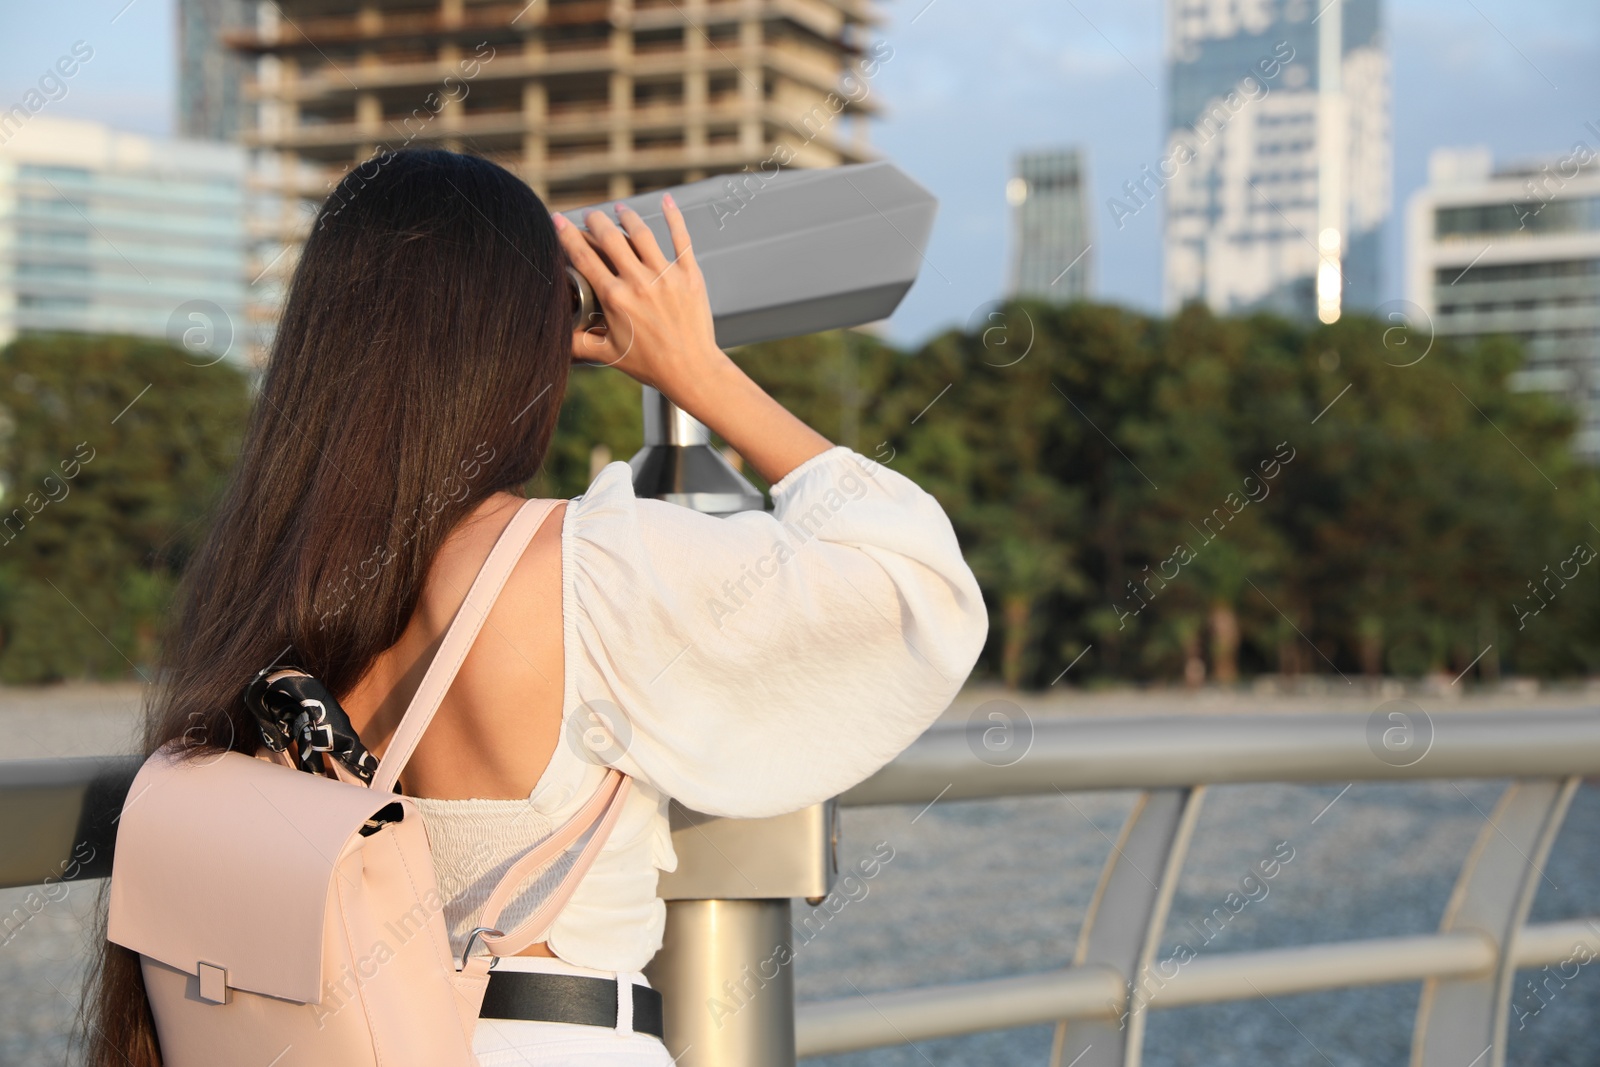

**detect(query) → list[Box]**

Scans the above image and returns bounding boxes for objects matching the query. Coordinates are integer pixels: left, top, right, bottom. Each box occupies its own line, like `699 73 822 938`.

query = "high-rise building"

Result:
1161 0 1390 322
179 0 253 141
223 0 885 297
1008 147 1092 302
1407 145 1600 459
0 117 249 361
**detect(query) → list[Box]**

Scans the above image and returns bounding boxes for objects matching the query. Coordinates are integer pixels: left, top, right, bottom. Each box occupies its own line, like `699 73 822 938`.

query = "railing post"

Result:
1051 787 1207 1067
1410 777 1579 1067
628 389 837 1066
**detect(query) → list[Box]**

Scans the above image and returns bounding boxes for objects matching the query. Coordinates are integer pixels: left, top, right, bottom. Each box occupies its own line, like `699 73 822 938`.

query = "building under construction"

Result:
203 0 886 352
220 0 882 227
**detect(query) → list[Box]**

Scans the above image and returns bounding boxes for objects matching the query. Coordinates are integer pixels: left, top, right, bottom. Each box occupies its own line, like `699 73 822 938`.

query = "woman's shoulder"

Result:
564 460 636 515
425 493 545 613
561 460 698 541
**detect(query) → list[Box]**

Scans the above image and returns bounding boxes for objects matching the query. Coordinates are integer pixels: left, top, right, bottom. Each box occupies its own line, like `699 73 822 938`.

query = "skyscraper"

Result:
1160 0 1390 322
178 0 252 141
1407 146 1600 459
1008 147 1092 301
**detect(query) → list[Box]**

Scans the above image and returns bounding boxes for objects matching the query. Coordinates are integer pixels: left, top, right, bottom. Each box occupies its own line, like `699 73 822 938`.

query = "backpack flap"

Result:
108 739 406 1005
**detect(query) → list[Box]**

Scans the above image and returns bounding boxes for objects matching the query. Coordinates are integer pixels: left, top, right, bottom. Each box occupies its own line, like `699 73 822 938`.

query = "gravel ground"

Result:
3 681 1597 1066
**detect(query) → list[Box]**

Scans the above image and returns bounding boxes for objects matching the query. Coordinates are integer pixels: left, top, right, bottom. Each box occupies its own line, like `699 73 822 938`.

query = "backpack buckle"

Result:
461 926 505 970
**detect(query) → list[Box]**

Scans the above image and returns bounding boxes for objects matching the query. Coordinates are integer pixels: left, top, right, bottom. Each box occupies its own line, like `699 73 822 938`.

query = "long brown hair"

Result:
80 149 572 1066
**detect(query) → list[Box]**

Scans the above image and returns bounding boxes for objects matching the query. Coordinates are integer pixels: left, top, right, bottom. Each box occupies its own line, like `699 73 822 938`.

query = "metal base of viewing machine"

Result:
630 386 839 1066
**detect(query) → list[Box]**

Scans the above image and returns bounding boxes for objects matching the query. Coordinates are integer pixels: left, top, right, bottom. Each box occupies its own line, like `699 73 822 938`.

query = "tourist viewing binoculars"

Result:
560 160 936 348
554 163 940 1064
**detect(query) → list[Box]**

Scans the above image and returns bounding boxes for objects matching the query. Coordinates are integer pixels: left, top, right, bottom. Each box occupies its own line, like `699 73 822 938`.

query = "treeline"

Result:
0 335 249 682
2 303 1596 687
727 302 1600 688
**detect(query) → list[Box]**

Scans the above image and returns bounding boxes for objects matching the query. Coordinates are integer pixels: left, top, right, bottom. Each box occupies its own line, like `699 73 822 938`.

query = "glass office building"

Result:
1163 0 1390 321
1009 148 1092 302
1407 146 1600 459
0 117 249 362
179 0 252 141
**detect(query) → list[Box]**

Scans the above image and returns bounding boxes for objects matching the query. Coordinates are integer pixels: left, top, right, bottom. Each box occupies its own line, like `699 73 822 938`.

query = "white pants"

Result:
473 955 676 1066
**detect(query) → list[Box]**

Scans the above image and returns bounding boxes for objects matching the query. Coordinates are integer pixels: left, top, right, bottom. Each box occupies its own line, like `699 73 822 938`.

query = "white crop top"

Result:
414 445 988 972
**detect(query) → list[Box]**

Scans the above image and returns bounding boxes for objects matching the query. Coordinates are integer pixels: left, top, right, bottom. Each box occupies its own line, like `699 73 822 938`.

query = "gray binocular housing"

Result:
560 160 937 348
559 159 939 521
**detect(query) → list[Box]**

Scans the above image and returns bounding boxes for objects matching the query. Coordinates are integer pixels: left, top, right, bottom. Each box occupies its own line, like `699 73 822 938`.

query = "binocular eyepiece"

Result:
568 265 600 333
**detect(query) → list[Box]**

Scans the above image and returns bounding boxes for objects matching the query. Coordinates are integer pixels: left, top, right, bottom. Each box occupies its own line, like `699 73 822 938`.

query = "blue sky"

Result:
4 0 1597 346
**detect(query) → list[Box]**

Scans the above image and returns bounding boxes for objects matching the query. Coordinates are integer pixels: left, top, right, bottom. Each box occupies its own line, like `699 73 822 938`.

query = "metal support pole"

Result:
628 389 828 1067
646 900 796 1066
628 386 764 516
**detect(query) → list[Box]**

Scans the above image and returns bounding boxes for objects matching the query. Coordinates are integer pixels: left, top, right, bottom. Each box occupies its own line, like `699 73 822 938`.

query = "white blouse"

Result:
415 445 988 972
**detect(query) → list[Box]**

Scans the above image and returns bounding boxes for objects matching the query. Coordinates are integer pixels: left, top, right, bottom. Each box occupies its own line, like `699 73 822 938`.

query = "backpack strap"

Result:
370 497 562 795
368 495 630 965
474 767 632 959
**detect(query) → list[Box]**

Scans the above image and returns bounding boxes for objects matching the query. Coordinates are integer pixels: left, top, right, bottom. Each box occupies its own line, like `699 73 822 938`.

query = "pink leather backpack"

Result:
108 498 630 1066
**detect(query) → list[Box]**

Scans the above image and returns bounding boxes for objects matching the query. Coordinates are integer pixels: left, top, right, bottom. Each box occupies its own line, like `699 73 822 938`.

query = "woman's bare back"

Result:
340 492 570 803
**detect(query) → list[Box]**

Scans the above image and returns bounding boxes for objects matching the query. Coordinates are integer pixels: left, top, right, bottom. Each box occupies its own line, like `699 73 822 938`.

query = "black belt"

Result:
480 969 665 1040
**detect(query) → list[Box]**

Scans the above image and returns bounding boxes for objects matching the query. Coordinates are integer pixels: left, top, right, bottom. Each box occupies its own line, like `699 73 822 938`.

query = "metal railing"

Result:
799 707 1600 1066
4 706 1598 1067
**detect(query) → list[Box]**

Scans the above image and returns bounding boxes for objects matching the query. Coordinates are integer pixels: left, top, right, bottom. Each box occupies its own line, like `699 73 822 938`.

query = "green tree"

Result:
865 303 1143 688
531 363 644 498
1127 306 1300 683
17 308 1588 690
730 329 902 491
0 334 250 681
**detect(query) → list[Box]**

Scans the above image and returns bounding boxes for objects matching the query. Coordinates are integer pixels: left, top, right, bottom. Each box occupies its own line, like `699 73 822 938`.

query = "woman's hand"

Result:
553 192 834 485
554 194 731 402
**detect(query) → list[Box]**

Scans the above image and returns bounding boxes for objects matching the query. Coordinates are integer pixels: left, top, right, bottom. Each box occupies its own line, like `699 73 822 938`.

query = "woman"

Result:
84 149 987 1065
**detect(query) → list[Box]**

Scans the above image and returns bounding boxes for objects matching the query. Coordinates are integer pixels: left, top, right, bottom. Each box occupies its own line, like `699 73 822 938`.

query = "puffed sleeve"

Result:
560 445 988 818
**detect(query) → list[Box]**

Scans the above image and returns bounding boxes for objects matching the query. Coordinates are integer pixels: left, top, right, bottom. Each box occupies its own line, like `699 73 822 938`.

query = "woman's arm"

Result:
562 452 989 818
554 195 988 818
552 195 833 486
